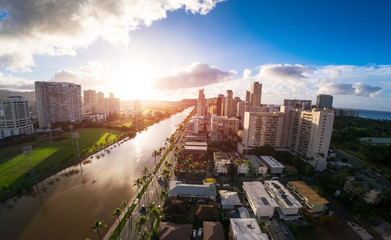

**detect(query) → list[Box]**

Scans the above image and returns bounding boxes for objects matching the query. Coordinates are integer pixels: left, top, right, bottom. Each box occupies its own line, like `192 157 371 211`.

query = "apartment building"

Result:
197 89 206 116
241 111 285 149
229 218 268 240
287 181 329 215
245 155 268 176
224 90 234 117
35 81 83 128
260 156 285 174
0 96 34 139
286 108 335 171
264 180 302 220
210 115 239 142
243 181 278 218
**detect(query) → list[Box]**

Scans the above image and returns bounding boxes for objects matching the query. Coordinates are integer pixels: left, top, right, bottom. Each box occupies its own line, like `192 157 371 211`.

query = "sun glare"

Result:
113 60 155 100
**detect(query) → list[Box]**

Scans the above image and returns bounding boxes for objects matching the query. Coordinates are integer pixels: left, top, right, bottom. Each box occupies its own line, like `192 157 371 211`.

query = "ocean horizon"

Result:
352 108 391 120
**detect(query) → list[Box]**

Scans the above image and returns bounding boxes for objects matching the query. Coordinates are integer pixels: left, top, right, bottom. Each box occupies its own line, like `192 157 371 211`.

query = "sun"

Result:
113 61 155 100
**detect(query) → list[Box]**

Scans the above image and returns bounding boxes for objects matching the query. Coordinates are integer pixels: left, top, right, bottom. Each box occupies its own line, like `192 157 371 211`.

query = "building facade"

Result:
0 96 34 139
224 90 233 117
243 181 278 218
210 115 239 142
316 94 333 110
250 82 262 107
197 89 206 116
35 81 83 128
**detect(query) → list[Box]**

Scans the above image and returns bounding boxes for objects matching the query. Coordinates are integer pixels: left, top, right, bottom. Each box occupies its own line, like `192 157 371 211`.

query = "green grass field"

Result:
0 128 125 196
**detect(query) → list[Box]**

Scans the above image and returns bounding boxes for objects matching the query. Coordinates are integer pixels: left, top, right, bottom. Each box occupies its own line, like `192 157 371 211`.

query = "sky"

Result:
0 0 390 111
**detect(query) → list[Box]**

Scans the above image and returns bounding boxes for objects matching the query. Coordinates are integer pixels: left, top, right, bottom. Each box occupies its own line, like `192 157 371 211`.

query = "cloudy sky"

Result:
0 0 390 111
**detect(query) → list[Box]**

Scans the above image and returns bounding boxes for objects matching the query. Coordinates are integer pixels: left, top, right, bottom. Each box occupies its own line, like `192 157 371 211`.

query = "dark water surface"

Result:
0 107 192 240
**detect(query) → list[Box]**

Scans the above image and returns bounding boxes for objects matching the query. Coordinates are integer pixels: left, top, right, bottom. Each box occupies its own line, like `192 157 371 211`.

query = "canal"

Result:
0 107 193 240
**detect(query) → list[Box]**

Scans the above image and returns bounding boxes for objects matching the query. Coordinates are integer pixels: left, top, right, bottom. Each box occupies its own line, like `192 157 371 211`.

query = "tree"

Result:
122 200 128 212
152 150 161 165
142 167 149 177
135 215 148 232
133 178 144 195
112 208 122 232
91 220 107 240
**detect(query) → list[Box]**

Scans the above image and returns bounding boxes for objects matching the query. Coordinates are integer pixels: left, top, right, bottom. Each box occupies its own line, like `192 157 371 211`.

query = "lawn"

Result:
0 128 125 199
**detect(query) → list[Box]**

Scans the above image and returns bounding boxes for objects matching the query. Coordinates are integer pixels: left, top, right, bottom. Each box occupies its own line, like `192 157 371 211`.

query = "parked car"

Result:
223 183 230 187
197 228 203 238
192 230 196 239
140 205 147 216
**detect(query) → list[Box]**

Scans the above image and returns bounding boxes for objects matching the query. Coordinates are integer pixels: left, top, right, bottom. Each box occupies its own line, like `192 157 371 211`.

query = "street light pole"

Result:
48 123 53 144
69 124 74 146
73 132 80 160
23 145 36 184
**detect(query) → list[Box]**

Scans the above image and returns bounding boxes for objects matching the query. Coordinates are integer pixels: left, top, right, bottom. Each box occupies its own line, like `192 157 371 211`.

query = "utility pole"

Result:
23 145 36 184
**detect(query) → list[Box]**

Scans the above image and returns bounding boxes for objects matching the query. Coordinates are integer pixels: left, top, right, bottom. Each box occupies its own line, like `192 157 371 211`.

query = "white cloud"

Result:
0 72 34 91
50 62 108 89
0 0 224 71
243 68 251 80
155 62 236 90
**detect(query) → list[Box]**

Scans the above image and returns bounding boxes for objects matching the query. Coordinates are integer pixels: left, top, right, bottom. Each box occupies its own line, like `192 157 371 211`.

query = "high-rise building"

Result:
245 91 250 103
224 90 233 117
250 82 262 107
35 81 83 128
83 89 97 112
134 99 142 114
197 89 206 116
217 94 224 116
210 115 239 142
0 96 34 139
287 108 334 171
241 112 285 149
233 97 241 116
316 94 333 110
283 99 312 110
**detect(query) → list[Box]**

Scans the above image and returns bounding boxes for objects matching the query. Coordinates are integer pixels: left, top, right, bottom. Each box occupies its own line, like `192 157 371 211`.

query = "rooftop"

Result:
243 182 278 208
168 181 216 197
260 156 285 169
184 145 208 151
288 181 329 205
264 181 302 209
203 221 225 240
185 141 208 146
219 190 242 206
245 155 267 168
230 218 268 240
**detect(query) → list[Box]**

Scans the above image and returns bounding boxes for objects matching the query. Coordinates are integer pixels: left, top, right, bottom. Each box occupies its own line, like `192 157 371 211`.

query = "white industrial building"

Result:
168 181 216 201
243 182 278 218
219 190 242 210
245 155 268 176
260 156 285 174
264 180 302 220
229 218 269 240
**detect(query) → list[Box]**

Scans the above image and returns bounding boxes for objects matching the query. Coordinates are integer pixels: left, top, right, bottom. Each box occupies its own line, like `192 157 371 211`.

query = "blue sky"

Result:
0 0 390 111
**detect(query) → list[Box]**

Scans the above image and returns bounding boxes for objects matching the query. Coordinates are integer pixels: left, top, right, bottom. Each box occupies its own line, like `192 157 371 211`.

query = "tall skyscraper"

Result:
250 82 262 107
197 89 206 116
217 94 224 116
316 94 333 110
245 91 250 103
0 96 34 139
224 90 233 117
283 99 312 110
35 81 83 128
134 99 142 114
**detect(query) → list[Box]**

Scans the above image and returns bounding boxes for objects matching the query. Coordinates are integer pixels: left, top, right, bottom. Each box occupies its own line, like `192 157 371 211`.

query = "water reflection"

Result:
0 107 192 240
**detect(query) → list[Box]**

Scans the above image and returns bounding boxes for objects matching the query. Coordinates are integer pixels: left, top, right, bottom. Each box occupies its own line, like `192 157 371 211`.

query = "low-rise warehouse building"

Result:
168 181 217 202
243 181 278 218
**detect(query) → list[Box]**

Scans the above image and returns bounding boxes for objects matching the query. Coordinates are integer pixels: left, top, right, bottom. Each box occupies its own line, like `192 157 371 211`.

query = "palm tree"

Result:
91 220 107 240
122 200 128 212
133 178 144 196
112 208 122 232
160 190 168 202
152 150 160 165
142 167 149 177
135 215 148 232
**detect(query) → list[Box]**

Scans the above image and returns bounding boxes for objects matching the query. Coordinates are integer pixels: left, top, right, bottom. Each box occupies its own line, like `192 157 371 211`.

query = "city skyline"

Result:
0 0 390 111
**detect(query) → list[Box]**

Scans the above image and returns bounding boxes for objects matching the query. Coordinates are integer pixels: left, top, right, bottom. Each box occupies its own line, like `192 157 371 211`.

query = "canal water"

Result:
0 107 193 240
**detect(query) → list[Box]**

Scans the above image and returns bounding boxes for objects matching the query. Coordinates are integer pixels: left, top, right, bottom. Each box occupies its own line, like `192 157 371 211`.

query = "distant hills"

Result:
0 90 35 103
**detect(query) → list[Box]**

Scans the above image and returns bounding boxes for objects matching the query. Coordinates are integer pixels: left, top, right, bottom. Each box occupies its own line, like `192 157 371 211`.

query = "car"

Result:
140 205 147 216
197 228 203 238
192 230 196 239
223 184 230 187
271 177 279 180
